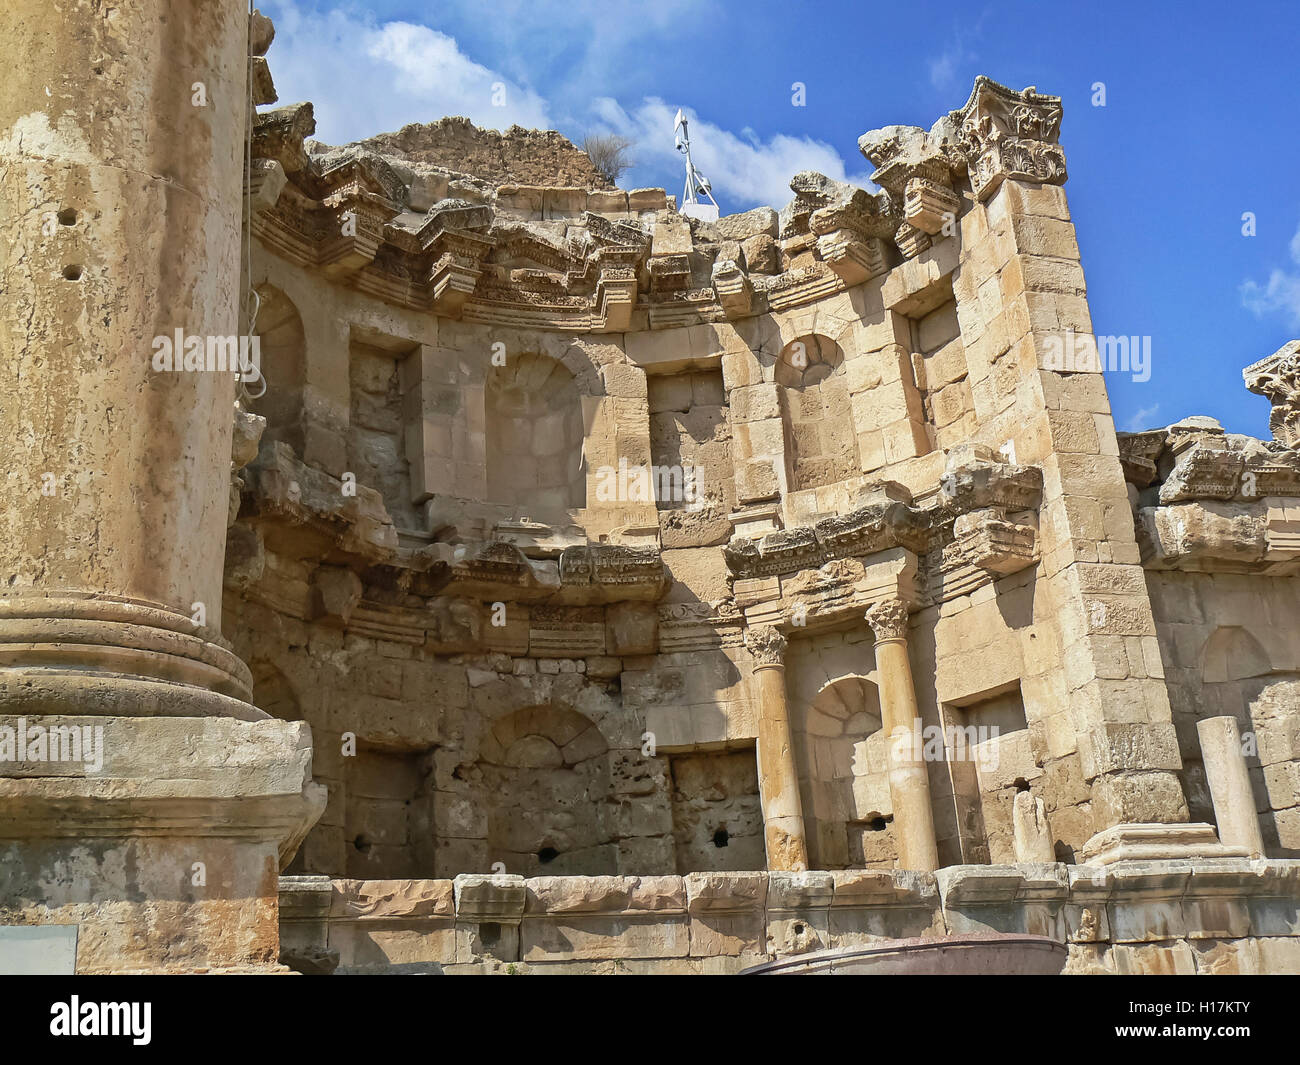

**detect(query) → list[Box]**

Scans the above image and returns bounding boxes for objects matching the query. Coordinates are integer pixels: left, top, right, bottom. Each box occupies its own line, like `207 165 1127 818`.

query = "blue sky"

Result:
261 0 1300 438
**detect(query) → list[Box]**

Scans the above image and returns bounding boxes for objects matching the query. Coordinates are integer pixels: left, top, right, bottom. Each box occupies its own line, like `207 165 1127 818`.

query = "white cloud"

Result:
926 29 978 93
261 1 551 143
1122 404 1161 432
424 0 711 101
593 97 872 210
260 3 869 211
1241 220 1300 328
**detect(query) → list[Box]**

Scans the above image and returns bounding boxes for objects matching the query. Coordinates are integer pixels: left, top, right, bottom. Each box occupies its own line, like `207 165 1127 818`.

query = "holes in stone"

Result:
793 922 805 935
712 827 729 848
352 834 372 854
57 208 77 226
1013 778 1031 793
866 816 889 832
537 846 559 864
62 265 82 281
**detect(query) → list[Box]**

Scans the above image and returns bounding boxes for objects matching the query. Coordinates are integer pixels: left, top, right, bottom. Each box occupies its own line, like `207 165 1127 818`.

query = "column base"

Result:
1080 822 1250 866
0 714 325 973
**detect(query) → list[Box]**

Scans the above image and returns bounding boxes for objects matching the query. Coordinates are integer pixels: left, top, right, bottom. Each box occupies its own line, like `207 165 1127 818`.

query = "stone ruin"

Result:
2 3 1299 975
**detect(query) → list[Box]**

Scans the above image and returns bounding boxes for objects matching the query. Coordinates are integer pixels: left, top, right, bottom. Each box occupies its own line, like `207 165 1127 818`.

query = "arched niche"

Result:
485 353 586 514
249 284 306 450
802 675 891 868
775 333 860 492
478 704 613 875
1201 626 1274 685
251 659 302 721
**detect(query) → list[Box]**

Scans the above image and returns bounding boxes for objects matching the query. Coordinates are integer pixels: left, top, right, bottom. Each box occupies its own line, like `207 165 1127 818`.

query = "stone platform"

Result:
279 858 1300 975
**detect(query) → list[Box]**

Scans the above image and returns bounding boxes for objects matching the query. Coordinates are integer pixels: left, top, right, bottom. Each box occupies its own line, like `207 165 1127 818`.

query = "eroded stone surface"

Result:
4 1 1298 975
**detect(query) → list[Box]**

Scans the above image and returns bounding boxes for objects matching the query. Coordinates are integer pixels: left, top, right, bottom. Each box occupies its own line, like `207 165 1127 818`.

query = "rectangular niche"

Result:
942 681 1033 865
646 371 733 547
343 744 436 879
909 289 974 453
668 749 764 873
348 331 422 533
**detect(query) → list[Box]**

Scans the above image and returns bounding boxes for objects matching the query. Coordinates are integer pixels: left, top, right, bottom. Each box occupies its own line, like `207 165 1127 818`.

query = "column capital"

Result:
952 77 1067 201
743 624 787 669
865 597 910 642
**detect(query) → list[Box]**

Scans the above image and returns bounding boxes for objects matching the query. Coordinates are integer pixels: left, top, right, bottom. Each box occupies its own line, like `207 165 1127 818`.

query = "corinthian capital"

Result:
1243 340 1300 448
744 624 787 668
865 598 910 641
951 76 1067 201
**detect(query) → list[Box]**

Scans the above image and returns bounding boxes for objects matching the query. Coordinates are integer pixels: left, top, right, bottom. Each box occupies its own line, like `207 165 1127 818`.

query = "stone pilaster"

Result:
743 625 808 871
0 0 323 971
864 599 939 872
943 78 1191 835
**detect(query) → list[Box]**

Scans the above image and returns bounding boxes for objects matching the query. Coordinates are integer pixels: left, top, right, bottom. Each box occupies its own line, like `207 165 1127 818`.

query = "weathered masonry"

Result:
2 4 1298 974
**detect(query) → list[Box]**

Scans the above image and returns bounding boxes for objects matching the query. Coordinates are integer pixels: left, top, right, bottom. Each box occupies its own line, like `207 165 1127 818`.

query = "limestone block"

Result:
765 870 834 957
936 864 1067 939
685 871 768 956
1244 863 1300 935
1256 936 1300 973
1009 213 1080 260
1110 940 1196 975
740 233 780 274
519 875 689 961
651 218 693 257
1077 722 1184 780
453 873 526 922
826 869 943 945
729 382 781 423
605 601 658 656
716 206 779 242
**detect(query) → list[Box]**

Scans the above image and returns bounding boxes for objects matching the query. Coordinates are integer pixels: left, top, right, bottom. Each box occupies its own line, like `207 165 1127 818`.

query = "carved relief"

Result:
1244 340 1300 448
952 77 1068 200
743 624 788 667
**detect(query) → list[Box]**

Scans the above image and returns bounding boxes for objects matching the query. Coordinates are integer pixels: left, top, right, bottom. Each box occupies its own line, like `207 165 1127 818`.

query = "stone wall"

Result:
228 52 1300 970
339 116 613 190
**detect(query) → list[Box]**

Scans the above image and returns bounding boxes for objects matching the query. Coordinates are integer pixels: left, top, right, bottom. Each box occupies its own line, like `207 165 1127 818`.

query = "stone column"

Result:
1197 717 1265 858
743 626 808 871
0 0 322 972
865 599 939 872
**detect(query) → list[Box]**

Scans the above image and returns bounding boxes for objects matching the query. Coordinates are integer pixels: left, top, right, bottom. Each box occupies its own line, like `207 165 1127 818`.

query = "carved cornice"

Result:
711 259 755 318
726 463 1041 584
865 598 910 641
1117 429 1166 488
1138 499 1300 576
245 78 1066 327
743 624 787 668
